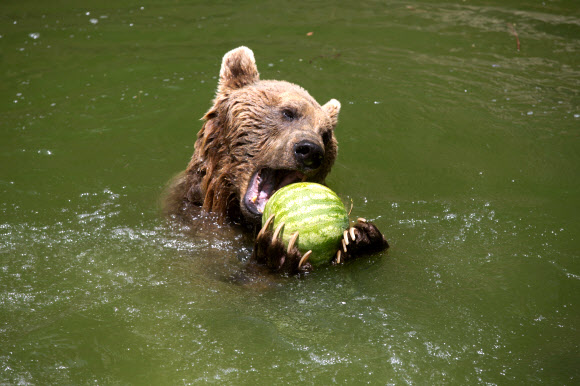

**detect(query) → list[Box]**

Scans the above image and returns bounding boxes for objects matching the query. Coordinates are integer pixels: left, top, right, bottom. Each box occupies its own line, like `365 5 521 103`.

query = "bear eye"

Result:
282 108 297 121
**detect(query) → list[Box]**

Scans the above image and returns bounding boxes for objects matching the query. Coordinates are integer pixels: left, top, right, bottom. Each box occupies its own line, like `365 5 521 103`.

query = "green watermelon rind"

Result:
262 182 349 265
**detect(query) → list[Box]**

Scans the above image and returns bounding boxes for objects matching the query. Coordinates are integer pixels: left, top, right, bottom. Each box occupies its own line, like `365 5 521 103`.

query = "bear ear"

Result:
218 46 260 93
322 99 341 128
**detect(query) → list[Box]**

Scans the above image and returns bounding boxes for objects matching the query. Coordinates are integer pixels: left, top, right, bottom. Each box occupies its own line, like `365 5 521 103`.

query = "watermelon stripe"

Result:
262 182 349 265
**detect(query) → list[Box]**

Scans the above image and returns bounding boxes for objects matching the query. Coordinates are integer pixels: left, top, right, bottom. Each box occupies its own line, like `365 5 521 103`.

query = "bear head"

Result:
186 46 341 225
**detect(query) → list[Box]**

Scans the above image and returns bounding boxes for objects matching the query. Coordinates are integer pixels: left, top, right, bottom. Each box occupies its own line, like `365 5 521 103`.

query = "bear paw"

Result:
332 218 389 264
251 214 313 275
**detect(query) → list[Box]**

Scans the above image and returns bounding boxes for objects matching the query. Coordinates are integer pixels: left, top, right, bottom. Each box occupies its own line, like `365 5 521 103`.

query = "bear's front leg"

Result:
251 214 313 275
333 218 389 264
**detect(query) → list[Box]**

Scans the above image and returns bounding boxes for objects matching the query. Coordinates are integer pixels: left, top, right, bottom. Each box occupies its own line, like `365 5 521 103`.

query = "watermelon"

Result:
262 182 349 265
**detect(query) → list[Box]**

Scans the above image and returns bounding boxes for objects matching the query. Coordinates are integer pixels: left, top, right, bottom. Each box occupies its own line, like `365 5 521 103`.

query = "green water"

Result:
1 0 579 384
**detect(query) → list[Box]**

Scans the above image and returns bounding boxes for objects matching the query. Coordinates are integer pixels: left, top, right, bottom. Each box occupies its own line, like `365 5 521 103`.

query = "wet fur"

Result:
164 47 388 276
164 47 341 226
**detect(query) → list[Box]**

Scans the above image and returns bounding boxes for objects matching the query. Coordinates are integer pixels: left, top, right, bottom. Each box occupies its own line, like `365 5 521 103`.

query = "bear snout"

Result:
293 140 324 170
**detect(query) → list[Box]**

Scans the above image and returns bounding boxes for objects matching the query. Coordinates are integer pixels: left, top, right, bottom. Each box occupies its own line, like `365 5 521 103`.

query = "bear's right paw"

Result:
250 214 312 275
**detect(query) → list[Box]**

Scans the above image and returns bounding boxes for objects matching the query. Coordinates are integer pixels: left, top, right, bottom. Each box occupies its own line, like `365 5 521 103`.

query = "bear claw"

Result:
251 216 311 275
335 249 342 264
258 213 275 239
349 227 356 241
287 231 299 254
298 250 312 269
272 222 285 240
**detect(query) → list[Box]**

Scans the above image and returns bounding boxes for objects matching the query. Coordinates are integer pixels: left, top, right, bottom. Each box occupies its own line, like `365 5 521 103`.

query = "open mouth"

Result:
243 168 306 216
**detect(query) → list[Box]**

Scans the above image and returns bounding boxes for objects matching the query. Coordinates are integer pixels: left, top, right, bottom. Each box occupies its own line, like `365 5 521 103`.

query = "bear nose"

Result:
294 140 324 170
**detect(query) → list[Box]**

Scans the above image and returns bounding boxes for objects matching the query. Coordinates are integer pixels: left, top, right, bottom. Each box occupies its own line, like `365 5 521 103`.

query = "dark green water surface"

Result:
1 0 579 384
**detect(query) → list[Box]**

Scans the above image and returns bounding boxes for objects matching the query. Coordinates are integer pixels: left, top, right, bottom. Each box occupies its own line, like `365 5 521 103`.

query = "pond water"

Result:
1 0 579 384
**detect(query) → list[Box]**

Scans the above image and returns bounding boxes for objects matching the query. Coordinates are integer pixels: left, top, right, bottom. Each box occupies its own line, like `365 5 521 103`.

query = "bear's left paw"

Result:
332 218 389 264
251 214 312 275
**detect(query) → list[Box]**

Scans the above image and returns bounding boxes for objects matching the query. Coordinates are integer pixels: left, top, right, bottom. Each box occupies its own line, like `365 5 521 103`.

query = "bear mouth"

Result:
244 168 306 216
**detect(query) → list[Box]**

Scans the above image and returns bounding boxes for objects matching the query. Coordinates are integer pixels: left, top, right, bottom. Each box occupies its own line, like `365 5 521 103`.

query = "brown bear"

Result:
165 46 387 274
